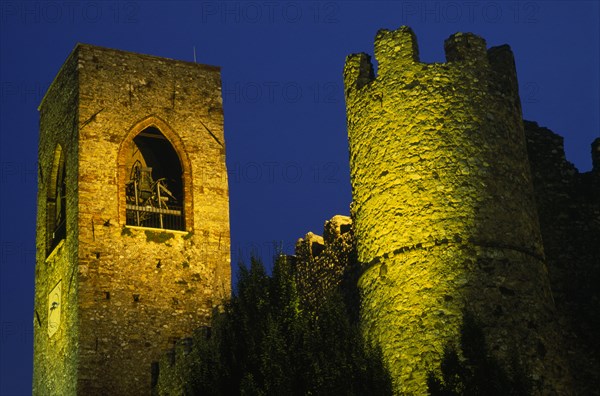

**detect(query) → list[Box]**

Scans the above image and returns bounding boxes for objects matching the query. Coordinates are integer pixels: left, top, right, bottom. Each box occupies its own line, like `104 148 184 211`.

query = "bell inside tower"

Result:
125 126 184 230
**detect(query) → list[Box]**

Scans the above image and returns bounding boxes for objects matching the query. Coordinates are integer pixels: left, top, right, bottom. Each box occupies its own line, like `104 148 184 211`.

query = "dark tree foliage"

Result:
427 313 531 396
185 255 393 396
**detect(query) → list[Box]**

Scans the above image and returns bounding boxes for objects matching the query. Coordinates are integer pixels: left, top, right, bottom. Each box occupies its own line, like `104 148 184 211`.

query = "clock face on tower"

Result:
47 281 61 337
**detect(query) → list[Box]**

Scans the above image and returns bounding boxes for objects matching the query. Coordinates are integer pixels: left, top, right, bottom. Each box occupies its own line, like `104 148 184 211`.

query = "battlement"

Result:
373 26 419 74
293 215 355 311
34 29 598 396
444 32 488 63
344 27 533 265
344 26 518 102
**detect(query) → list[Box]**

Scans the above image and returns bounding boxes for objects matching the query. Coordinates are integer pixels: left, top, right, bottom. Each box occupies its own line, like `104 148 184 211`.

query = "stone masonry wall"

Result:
34 44 231 395
34 34 597 396
33 48 81 396
293 215 355 312
344 26 569 394
524 121 600 395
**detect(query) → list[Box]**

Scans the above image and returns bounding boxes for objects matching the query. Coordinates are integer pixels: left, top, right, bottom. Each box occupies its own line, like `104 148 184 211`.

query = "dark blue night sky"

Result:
1 2 598 394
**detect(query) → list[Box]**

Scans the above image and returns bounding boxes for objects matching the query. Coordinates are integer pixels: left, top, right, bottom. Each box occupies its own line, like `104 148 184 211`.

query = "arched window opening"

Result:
47 146 66 255
125 126 184 230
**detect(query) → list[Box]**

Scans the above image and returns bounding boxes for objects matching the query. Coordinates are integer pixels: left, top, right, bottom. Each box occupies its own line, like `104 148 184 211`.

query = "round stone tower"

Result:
343 26 569 394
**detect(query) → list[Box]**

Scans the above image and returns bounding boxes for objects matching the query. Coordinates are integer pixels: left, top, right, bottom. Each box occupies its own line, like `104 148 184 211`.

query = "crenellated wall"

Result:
293 215 355 312
524 121 600 396
35 30 598 396
343 26 570 394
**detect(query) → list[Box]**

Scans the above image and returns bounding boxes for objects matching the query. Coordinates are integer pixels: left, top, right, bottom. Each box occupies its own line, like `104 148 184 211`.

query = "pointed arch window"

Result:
47 145 66 255
125 126 184 230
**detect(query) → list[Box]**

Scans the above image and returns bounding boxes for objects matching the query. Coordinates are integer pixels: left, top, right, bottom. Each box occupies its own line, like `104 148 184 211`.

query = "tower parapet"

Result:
344 26 569 394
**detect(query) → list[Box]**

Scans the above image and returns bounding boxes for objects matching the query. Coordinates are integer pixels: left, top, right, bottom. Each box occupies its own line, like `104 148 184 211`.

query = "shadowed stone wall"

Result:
293 215 355 312
525 121 600 396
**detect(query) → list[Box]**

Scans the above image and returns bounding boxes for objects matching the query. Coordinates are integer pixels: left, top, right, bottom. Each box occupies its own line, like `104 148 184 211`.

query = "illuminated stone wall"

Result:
33 50 80 396
33 45 230 395
344 26 569 394
33 32 597 396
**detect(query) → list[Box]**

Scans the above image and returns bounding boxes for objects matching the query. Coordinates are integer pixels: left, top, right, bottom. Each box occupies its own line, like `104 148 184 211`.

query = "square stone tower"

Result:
33 44 230 395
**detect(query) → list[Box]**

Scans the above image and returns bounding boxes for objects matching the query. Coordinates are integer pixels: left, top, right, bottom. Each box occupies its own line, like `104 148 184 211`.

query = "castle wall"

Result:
525 122 600 395
34 45 231 395
344 27 569 394
293 215 355 312
33 33 598 396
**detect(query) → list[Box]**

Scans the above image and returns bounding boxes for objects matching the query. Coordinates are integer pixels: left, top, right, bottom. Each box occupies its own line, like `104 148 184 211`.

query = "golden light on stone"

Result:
344 26 568 394
33 44 231 395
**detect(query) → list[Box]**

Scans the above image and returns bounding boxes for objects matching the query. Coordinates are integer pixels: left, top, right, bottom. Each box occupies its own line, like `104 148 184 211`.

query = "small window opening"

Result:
47 146 66 255
125 127 184 230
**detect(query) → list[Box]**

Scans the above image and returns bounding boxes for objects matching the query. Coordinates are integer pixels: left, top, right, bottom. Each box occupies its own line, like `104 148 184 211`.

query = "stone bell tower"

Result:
33 44 230 395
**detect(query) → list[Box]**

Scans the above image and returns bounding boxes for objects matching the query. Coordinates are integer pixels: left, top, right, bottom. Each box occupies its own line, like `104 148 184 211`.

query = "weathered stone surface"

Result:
34 30 598 396
33 44 230 395
344 26 570 394
525 121 600 396
293 215 355 312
